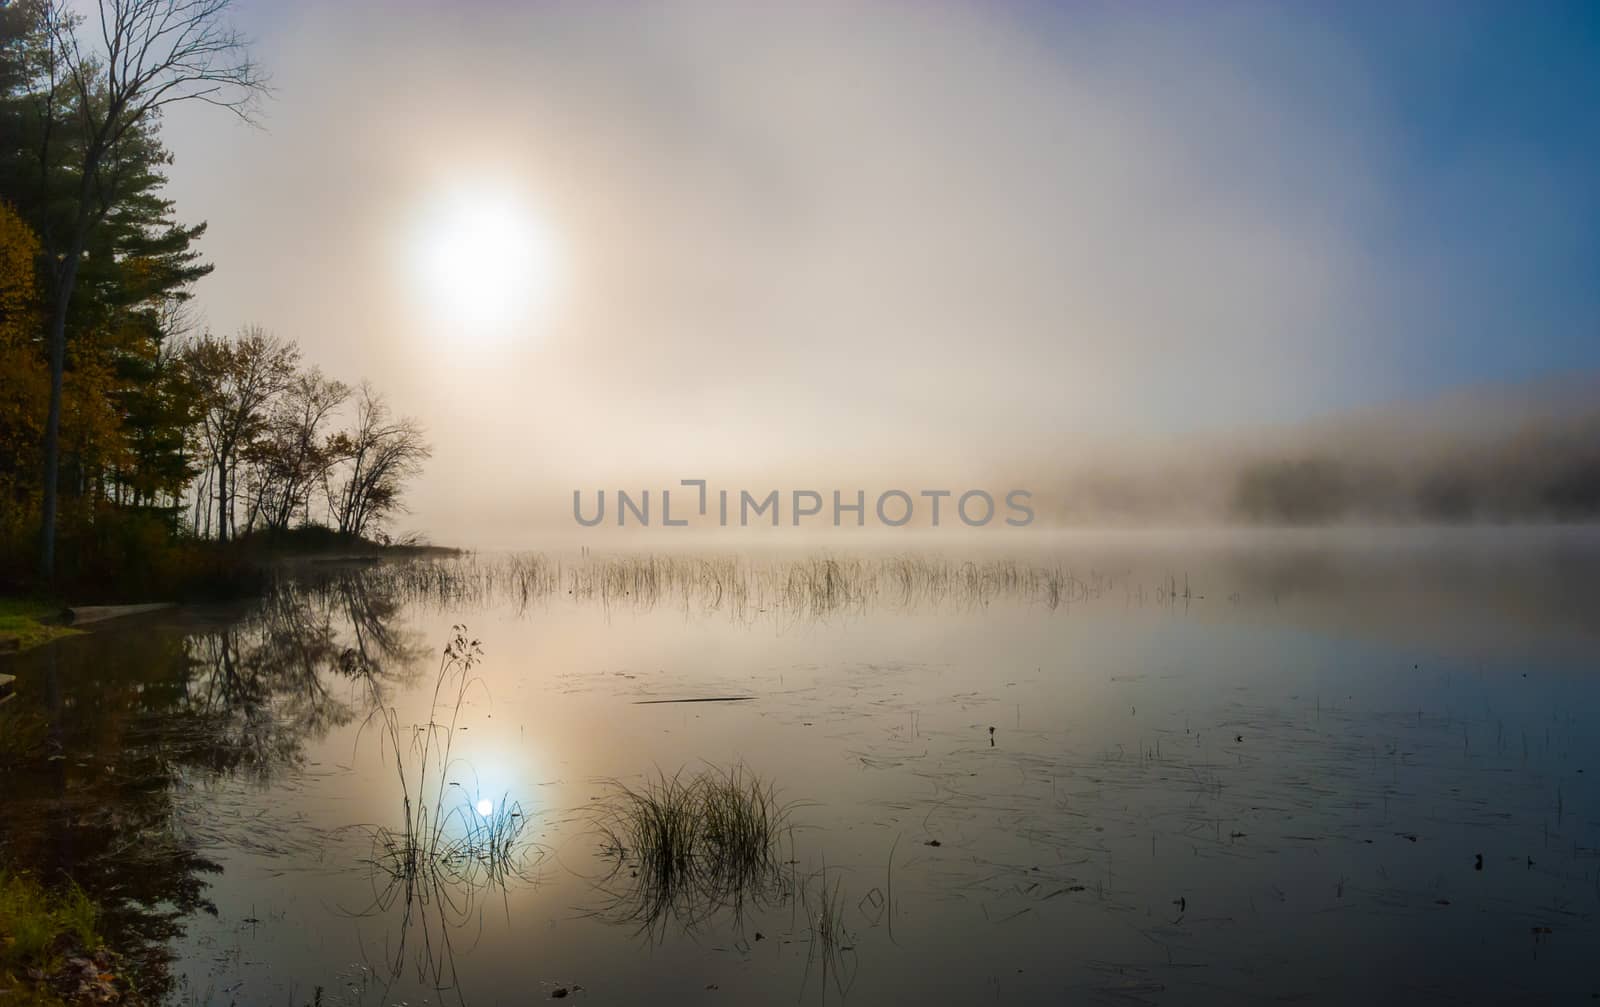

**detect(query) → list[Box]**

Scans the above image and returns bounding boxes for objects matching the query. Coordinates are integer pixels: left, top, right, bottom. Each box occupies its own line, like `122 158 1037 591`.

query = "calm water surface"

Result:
3 530 1599 1004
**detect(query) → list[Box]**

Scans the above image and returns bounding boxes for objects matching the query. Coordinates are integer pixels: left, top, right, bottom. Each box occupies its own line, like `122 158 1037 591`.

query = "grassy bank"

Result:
0 598 78 655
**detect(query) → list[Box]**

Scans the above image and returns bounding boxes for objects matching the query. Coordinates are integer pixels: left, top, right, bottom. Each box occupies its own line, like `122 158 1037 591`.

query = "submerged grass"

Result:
0 707 48 767
593 764 794 937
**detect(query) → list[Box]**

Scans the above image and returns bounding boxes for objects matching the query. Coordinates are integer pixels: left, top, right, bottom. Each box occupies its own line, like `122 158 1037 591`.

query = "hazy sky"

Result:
154 1 1600 542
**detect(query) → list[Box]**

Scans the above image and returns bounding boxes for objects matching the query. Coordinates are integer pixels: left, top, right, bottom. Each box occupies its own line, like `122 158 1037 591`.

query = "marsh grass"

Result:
355 626 528 888
345 625 534 994
341 551 1120 623
592 764 795 937
592 762 869 1001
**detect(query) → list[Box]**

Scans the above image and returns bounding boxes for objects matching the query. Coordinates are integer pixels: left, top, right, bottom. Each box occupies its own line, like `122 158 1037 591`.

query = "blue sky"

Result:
1333 1 1599 393
1032 0 1600 402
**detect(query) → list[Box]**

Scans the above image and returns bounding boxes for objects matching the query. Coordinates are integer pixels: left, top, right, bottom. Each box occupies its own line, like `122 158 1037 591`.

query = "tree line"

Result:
182 328 429 544
0 0 428 583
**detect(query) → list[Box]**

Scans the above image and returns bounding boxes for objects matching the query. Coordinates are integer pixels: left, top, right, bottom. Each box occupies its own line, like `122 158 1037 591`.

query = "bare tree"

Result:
325 384 431 542
250 367 349 534
183 326 296 543
35 0 266 575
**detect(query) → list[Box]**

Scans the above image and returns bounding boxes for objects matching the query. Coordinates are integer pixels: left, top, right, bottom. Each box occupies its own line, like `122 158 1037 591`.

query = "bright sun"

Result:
411 185 559 334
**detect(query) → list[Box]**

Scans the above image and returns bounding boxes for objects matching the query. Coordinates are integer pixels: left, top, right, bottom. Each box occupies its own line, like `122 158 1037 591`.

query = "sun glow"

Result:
410 183 560 335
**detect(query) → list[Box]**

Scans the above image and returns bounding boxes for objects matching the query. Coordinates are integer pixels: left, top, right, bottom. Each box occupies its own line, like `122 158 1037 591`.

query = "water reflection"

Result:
796 866 860 1004
586 762 873 1002
180 575 425 778
357 534 1600 657
2 537 1599 1004
0 571 421 997
344 626 539 1002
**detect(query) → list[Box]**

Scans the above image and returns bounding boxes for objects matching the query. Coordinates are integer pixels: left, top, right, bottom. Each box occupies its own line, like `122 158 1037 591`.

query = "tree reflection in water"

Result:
0 569 423 998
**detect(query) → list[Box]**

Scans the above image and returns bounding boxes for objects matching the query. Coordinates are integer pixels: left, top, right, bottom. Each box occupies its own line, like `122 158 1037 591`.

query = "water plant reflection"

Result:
797 865 859 1003
345 625 538 1000
591 764 794 940
588 764 870 1002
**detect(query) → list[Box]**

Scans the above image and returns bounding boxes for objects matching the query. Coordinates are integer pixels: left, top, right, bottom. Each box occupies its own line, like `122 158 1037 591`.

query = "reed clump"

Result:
593 764 793 935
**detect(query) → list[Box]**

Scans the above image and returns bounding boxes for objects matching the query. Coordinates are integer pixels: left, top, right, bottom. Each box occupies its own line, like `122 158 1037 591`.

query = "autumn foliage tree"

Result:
0 3 429 586
0 202 46 549
7 0 264 576
182 327 296 544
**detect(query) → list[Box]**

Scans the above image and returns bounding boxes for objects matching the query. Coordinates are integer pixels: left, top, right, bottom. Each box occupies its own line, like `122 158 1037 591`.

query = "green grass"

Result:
0 869 101 979
0 873 102 1005
0 596 78 654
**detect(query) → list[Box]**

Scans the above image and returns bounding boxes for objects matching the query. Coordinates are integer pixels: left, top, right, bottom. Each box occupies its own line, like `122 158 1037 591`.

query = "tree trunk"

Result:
38 246 82 579
37 140 103 580
216 457 229 544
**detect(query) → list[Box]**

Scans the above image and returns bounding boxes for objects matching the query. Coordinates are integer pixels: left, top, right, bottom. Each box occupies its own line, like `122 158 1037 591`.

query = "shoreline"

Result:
0 537 462 656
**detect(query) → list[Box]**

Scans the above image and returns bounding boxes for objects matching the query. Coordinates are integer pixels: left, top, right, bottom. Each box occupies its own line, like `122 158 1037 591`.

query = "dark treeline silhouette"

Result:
0 0 427 592
1014 377 1600 527
1225 392 1600 524
182 328 430 544
1230 436 1600 524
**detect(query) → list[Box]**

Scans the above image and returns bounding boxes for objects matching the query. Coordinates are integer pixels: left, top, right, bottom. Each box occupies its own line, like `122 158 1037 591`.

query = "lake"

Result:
3 529 1599 1004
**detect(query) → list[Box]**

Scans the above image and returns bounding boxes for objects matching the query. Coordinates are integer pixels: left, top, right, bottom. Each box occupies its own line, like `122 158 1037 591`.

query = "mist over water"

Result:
417 372 1600 548
4 531 1600 1003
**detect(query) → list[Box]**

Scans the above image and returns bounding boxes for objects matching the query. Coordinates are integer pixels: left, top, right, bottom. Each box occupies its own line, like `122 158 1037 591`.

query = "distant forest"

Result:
1035 385 1600 526
0 0 427 588
1228 428 1600 523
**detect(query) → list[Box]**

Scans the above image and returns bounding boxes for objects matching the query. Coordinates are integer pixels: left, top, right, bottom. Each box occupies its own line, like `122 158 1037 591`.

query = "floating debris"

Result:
633 696 756 705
